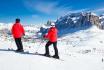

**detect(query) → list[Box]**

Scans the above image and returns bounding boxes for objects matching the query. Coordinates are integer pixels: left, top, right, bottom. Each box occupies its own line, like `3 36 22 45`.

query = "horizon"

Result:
0 0 104 24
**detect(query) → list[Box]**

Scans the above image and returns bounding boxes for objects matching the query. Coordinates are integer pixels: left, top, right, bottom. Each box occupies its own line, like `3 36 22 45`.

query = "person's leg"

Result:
15 38 21 50
53 41 59 59
44 41 52 56
18 38 23 50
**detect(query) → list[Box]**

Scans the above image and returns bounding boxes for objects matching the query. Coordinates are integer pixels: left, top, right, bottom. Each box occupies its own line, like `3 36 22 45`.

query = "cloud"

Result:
24 1 58 14
93 8 104 14
23 0 71 16
34 2 58 14
69 9 88 13
23 0 88 17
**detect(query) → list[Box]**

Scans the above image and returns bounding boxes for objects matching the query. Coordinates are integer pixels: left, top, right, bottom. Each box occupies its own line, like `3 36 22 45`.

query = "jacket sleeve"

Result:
45 29 52 39
20 24 25 35
22 26 25 35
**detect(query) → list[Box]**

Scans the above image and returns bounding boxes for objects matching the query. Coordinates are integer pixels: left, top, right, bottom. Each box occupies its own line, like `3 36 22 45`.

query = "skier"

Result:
43 22 59 59
11 18 25 52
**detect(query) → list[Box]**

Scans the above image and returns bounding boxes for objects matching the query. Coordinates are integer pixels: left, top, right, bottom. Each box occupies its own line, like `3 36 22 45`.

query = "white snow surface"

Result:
91 12 97 16
0 26 104 70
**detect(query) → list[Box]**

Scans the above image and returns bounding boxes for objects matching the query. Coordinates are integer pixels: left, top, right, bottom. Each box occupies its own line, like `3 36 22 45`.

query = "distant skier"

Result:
43 22 59 59
11 18 25 52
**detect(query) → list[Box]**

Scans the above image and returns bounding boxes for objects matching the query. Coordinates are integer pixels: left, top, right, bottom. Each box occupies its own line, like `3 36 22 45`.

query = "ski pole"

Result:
8 38 13 50
35 38 46 53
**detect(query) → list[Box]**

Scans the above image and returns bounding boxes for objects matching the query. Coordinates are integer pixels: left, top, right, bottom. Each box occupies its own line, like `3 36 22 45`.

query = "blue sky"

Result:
0 0 104 24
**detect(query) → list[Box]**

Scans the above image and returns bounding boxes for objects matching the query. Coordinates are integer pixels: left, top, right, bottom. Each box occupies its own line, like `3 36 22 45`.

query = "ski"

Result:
34 53 64 61
7 48 29 54
7 48 64 61
8 48 14 51
102 58 104 62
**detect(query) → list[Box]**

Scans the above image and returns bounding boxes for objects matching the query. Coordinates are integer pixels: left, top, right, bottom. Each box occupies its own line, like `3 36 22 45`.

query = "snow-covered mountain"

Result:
0 12 104 39
56 12 92 29
39 12 100 37
99 14 104 29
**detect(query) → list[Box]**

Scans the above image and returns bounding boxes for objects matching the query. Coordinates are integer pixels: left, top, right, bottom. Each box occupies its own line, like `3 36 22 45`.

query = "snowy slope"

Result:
0 26 104 70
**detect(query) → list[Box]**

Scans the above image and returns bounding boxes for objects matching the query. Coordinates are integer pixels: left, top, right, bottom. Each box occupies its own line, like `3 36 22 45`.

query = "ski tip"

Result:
8 48 14 51
102 58 104 62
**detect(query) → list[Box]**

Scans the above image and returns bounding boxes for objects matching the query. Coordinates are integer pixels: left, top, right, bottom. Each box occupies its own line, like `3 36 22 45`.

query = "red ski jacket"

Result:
12 23 25 38
44 27 58 42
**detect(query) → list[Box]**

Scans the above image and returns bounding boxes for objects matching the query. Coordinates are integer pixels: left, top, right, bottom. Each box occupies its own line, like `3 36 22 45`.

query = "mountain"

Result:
39 12 101 37
0 12 103 39
55 12 99 29
99 14 104 29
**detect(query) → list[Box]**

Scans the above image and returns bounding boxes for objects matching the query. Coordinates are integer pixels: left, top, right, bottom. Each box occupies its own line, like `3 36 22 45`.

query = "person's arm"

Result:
22 25 25 36
20 24 25 36
44 29 52 39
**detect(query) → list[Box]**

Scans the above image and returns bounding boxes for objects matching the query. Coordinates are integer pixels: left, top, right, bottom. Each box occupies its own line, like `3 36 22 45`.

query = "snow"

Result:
91 12 97 16
99 15 104 19
71 17 79 21
73 20 77 23
0 25 104 70
71 17 77 21
0 23 13 30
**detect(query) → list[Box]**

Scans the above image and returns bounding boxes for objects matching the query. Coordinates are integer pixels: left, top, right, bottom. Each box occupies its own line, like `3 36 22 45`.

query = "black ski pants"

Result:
15 38 23 50
45 41 58 56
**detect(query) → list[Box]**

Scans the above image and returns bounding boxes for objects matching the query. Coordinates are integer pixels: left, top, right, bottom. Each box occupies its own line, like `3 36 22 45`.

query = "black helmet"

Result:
16 18 20 22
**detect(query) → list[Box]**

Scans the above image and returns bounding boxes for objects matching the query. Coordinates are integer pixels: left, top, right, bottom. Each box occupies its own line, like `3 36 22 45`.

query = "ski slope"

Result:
0 26 104 70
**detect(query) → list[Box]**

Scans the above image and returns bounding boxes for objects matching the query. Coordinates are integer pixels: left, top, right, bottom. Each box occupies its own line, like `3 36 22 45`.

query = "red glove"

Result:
23 33 25 36
43 35 46 38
